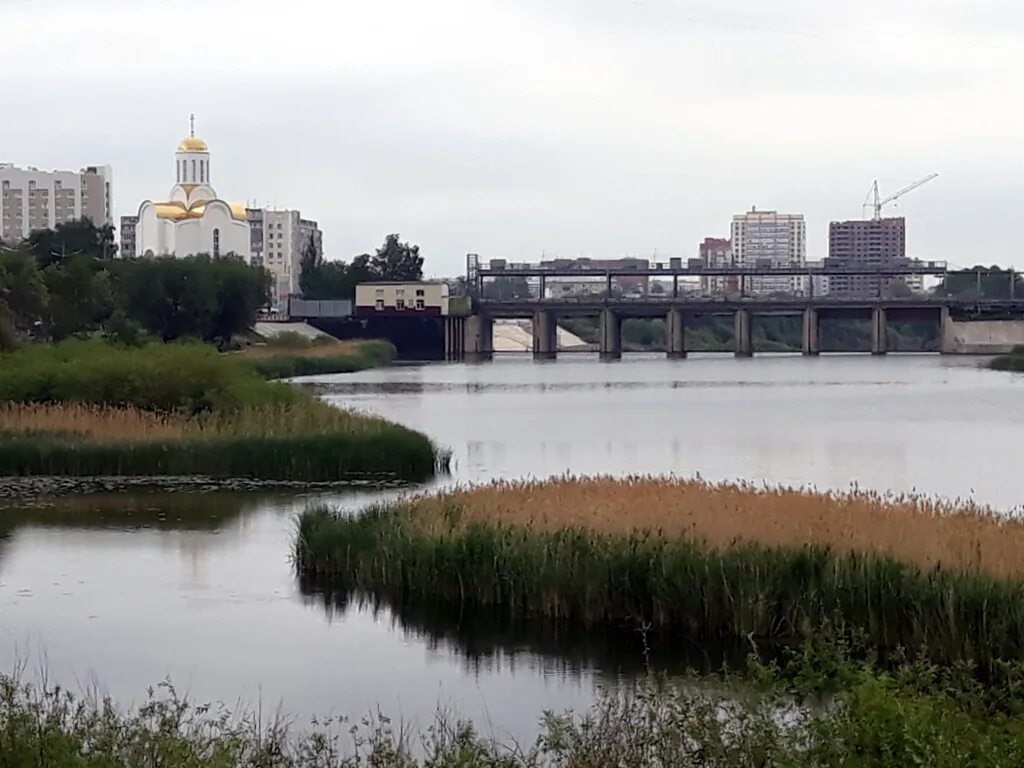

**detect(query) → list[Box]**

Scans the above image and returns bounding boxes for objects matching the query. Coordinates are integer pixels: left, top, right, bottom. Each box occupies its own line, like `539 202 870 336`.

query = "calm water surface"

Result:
2 354 1022 738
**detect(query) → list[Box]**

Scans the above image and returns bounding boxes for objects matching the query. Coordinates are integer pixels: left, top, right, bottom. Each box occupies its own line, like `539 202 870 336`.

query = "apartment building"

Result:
0 163 112 242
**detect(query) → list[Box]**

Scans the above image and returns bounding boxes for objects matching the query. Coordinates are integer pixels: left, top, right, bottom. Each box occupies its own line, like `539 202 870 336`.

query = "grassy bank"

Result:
295 477 1024 674
4 647 1024 767
241 335 396 379
0 341 444 481
990 345 1024 371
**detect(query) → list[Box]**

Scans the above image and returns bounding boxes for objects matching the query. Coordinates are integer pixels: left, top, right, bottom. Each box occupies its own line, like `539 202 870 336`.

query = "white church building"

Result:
135 117 250 258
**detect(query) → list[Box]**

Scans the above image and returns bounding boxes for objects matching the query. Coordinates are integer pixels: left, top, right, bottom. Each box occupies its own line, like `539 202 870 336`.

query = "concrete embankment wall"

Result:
943 320 1024 354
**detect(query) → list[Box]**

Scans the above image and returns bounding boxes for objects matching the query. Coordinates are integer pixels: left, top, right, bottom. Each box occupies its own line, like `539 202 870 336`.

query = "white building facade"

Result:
0 163 112 242
730 208 806 295
135 118 249 258
248 208 322 310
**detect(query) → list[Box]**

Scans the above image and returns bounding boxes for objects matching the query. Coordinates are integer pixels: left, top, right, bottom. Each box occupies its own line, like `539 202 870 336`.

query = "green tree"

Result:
0 247 47 336
27 218 117 267
42 254 114 340
483 276 532 300
115 256 268 344
938 266 1024 301
370 233 423 281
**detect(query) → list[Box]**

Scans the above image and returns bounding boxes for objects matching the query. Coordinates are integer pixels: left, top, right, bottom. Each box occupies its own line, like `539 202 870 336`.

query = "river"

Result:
1 353 1021 740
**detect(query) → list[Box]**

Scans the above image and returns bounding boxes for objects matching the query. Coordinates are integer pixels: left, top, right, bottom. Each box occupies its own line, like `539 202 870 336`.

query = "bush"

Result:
0 340 295 414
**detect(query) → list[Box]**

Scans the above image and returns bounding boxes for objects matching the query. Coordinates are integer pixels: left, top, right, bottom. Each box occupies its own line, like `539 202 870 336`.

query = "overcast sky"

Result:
2 0 1022 275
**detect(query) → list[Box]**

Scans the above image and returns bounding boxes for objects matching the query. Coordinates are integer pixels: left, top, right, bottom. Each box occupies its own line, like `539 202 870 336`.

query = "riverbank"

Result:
990 345 1024 371
5 645 1024 766
295 477 1024 672
0 340 445 481
240 336 396 379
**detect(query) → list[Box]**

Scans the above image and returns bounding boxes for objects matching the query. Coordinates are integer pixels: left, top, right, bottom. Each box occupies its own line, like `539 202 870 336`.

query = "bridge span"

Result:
444 297 1024 361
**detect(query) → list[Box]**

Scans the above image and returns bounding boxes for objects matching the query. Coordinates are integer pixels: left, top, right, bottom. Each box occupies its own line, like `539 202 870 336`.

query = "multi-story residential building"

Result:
698 237 734 295
246 208 265 267
730 208 806 295
0 163 112 242
251 208 322 309
826 217 910 297
120 215 138 259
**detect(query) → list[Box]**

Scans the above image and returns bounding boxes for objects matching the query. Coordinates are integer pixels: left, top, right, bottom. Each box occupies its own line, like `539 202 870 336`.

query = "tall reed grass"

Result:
0 340 444 481
295 477 1024 674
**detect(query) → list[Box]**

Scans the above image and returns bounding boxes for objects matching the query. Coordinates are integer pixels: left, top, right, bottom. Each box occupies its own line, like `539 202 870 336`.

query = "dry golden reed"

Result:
0 400 397 443
402 476 1024 580
238 340 367 360
0 403 187 442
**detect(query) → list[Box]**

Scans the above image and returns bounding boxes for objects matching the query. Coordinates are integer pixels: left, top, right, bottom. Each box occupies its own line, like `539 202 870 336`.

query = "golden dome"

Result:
153 199 247 222
177 136 208 152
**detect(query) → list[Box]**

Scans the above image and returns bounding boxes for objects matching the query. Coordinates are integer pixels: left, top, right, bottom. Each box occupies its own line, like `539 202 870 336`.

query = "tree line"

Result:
299 233 424 300
0 219 268 349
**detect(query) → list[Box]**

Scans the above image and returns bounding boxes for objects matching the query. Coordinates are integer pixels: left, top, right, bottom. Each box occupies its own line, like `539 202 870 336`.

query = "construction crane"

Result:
863 173 939 220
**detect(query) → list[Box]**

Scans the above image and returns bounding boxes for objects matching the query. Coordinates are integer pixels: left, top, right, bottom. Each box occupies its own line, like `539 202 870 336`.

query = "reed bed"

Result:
295 477 1024 673
0 340 444 481
241 339 395 379
400 477 1024 580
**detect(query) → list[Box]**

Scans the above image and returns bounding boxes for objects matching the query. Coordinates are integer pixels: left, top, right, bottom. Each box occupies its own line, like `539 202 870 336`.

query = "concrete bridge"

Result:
444 297 1024 361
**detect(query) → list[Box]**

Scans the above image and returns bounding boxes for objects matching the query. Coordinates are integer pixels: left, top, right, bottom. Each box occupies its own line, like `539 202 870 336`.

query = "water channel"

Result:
2 353 1022 740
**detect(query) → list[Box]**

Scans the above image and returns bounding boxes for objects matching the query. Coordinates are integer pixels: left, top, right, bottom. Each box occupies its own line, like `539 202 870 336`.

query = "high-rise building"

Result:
251 208 322 310
826 217 908 297
698 237 734 294
0 163 112 242
120 215 138 259
730 208 806 295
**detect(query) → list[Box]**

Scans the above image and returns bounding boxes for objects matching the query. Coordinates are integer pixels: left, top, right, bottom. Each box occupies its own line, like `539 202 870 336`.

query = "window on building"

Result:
415 298 425 310
415 289 425 296
375 299 384 311
395 298 405 310
191 160 196 182
213 228 220 258
200 161 205 183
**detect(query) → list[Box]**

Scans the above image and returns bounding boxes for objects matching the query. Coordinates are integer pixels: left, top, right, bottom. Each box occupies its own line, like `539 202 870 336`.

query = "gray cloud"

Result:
1 0 1022 274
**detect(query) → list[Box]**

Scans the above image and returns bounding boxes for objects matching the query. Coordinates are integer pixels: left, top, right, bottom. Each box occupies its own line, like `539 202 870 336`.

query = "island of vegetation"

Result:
0 340 444 481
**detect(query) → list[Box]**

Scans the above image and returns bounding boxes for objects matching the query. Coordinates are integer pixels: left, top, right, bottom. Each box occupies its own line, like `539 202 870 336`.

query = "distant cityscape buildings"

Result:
0 163 112 242
730 208 807 295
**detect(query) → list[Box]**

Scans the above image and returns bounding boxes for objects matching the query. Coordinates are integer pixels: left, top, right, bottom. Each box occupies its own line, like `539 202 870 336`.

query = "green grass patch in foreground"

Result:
4 647 1024 767
295 505 1024 678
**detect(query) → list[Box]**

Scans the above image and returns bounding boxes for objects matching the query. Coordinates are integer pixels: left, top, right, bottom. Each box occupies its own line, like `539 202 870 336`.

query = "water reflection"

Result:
299 578 756 682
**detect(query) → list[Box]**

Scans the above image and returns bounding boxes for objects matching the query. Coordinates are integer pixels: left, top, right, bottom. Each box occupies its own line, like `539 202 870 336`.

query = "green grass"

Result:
0 339 294 413
4 650 1024 767
295 504 1024 678
0 340 445 481
990 345 1024 371
246 340 396 379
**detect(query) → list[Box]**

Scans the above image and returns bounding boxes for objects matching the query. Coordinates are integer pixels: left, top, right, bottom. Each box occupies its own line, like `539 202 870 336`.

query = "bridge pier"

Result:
666 308 686 359
940 306 954 354
802 308 819 356
734 308 753 357
464 314 493 362
444 316 465 361
532 310 557 359
871 307 887 355
600 309 622 361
